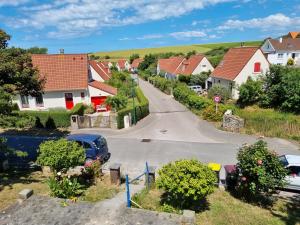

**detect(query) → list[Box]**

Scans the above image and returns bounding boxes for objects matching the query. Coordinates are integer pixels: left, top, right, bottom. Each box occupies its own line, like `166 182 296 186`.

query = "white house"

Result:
261 31 300 66
157 54 214 79
15 54 117 112
116 59 131 71
89 60 112 81
206 47 269 99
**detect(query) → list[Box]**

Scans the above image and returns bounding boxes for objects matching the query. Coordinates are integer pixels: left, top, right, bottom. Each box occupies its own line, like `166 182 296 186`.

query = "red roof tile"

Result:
175 54 205 75
117 59 128 69
32 54 88 92
89 60 111 81
88 81 117 95
131 58 143 68
211 47 259 81
158 56 185 74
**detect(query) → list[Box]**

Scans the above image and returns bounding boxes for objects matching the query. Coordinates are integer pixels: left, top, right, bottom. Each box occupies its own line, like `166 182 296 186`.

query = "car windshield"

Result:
93 137 106 149
278 156 288 166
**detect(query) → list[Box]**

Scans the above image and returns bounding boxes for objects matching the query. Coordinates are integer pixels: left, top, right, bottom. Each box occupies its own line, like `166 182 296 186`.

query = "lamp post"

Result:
131 78 136 125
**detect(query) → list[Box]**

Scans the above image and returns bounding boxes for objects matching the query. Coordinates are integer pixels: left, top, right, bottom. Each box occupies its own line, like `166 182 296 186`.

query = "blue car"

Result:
66 134 110 165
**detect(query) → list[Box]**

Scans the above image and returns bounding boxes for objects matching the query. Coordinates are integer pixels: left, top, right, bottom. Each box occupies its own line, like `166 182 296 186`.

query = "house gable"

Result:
261 39 276 53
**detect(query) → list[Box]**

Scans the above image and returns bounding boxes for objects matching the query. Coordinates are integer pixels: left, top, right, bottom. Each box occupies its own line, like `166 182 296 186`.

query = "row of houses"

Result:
155 31 300 99
15 31 299 111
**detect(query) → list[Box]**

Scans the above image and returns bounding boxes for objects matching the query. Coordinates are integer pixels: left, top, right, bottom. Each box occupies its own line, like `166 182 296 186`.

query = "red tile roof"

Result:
131 58 143 68
117 59 128 69
31 54 88 92
88 81 117 95
211 47 259 81
89 60 111 81
158 56 185 74
175 54 205 75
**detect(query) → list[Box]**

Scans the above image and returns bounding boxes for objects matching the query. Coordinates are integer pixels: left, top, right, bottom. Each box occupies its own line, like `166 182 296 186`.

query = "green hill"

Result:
92 41 262 61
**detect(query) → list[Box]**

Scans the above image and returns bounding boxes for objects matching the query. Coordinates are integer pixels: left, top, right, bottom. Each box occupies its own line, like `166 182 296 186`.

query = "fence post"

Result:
145 162 150 189
126 174 131 208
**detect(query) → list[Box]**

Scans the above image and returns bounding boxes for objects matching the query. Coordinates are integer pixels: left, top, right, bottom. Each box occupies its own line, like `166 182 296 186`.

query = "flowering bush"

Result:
236 140 287 199
47 176 84 198
156 159 217 209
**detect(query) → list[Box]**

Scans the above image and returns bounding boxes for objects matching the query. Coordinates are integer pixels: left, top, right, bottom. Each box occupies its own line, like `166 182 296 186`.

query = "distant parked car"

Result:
279 155 300 191
67 134 110 165
188 85 203 94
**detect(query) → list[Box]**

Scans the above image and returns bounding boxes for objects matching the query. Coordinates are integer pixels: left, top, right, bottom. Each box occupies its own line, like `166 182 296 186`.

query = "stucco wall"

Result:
267 52 300 65
233 50 269 99
192 57 214 74
15 89 89 111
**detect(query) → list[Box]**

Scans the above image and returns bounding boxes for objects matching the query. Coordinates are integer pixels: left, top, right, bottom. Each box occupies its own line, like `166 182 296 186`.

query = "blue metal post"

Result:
125 174 131 207
146 162 150 189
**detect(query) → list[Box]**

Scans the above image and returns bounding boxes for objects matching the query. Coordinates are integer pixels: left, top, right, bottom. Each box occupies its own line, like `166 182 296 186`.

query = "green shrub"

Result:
238 77 263 107
0 113 34 128
178 74 191 84
37 138 85 173
17 103 85 128
105 94 128 111
202 104 236 121
47 176 84 198
117 87 149 129
187 95 212 110
235 140 287 201
207 84 231 103
156 159 217 209
0 88 13 115
173 84 195 105
189 72 210 88
83 104 95 114
149 76 173 94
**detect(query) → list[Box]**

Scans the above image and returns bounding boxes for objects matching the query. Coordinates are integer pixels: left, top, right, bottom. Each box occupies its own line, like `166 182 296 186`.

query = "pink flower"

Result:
257 160 263 165
241 176 247 181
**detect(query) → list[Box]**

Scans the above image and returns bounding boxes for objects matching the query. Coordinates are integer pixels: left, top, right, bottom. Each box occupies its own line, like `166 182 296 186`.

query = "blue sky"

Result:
0 0 299 53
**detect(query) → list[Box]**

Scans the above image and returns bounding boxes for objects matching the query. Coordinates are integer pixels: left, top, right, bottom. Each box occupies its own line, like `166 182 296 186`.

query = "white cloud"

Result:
0 0 28 7
6 0 235 38
136 34 163 40
218 13 300 31
170 30 207 39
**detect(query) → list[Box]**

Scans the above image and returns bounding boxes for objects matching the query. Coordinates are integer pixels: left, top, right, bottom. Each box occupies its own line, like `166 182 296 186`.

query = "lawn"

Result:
132 188 300 225
92 41 262 60
0 171 121 210
235 106 300 142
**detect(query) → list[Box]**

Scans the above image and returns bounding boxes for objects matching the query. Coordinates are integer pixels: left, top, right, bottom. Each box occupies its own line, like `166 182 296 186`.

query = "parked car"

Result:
188 85 203 94
279 155 300 191
67 134 111 165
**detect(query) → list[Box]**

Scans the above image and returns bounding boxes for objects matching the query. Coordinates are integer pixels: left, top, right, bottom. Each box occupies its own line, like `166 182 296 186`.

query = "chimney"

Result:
279 37 283 43
59 49 64 54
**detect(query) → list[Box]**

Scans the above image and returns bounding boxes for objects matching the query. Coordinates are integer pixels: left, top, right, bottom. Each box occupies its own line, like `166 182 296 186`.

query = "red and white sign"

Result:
214 96 221 103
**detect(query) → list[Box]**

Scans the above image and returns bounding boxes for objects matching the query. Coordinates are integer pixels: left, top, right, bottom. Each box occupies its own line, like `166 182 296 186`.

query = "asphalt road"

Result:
2 78 299 177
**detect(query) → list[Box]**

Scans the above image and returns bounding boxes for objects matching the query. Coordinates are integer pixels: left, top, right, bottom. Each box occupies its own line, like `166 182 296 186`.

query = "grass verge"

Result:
132 188 300 225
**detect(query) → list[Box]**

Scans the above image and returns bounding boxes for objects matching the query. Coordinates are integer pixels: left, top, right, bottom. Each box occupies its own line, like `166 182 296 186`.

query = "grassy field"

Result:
132 188 300 225
92 41 262 61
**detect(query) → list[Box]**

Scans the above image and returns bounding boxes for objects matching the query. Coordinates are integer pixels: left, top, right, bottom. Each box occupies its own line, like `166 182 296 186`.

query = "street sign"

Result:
214 96 221 103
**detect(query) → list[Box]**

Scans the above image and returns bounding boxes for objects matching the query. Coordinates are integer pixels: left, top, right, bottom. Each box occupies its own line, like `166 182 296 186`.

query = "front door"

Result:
65 93 74 109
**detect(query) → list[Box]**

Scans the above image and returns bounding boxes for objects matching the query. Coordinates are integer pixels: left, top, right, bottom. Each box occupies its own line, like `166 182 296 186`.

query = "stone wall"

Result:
222 110 244 132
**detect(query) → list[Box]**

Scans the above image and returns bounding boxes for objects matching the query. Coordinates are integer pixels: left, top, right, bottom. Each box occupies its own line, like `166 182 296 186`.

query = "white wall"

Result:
16 89 89 111
90 65 104 82
192 57 214 74
233 49 269 99
267 52 300 65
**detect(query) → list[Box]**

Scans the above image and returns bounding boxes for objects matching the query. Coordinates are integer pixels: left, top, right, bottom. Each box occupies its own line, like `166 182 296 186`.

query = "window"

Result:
278 53 284 59
35 93 44 107
81 92 85 100
83 142 92 149
21 95 29 108
202 64 206 67
254 62 261 73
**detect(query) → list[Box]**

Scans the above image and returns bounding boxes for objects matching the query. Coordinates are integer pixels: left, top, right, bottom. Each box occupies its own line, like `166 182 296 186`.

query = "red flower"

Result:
257 160 263 165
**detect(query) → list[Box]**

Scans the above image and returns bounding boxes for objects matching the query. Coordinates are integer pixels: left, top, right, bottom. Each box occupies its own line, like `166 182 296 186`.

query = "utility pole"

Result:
132 78 136 125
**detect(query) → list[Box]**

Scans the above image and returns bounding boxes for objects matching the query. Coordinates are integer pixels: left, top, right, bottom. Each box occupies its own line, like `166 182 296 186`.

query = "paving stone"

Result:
18 189 33 200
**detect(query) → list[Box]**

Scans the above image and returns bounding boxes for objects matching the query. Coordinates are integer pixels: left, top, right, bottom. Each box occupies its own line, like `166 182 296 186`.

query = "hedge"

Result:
117 87 149 129
148 76 174 95
18 103 85 128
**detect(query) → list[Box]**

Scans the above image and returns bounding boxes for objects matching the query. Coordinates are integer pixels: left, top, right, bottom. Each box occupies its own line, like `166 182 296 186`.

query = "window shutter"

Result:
254 62 261 72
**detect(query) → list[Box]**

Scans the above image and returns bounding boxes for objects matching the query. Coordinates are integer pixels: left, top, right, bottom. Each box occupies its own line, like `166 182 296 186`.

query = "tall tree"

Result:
0 29 11 49
27 47 48 54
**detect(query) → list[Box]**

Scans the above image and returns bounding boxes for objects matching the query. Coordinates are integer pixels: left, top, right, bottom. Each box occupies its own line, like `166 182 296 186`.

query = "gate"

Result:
125 162 151 208
72 113 117 129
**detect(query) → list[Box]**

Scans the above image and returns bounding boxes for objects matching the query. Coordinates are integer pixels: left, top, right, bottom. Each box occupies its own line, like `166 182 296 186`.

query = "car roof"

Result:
67 134 103 142
283 155 300 166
